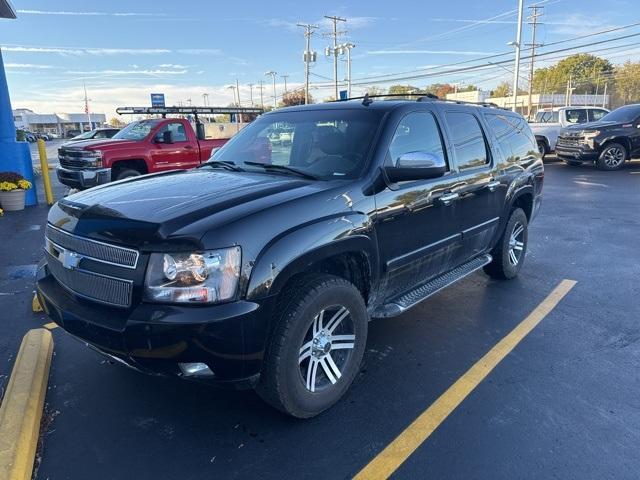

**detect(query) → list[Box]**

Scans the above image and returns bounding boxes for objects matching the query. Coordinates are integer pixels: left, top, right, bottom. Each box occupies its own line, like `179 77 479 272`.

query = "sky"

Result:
1 0 639 120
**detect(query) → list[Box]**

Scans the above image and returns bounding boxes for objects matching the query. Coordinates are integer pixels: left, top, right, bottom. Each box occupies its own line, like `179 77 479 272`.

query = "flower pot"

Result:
0 189 26 211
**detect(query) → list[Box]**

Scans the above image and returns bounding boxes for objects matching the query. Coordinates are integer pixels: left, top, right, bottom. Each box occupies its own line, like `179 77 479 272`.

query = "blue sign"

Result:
339 90 348 100
150 93 165 107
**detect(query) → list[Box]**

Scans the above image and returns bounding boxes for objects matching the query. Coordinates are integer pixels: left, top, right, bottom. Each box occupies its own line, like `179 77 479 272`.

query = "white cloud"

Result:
66 69 188 75
4 63 56 69
16 9 167 17
545 14 617 36
367 50 497 56
158 63 188 69
3 45 171 56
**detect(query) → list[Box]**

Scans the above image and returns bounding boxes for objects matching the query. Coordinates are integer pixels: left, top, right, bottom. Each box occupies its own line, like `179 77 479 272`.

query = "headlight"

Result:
581 130 600 138
80 150 103 167
144 247 241 304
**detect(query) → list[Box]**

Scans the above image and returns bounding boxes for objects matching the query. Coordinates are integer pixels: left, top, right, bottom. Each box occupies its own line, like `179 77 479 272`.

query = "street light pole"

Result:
265 71 277 109
511 0 524 112
281 74 289 94
341 43 355 98
248 83 254 106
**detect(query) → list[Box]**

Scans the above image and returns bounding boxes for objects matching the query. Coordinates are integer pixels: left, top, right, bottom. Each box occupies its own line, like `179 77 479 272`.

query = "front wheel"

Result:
597 142 626 170
536 140 547 159
484 208 528 280
563 159 582 167
257 275 368 418
113 168 141 181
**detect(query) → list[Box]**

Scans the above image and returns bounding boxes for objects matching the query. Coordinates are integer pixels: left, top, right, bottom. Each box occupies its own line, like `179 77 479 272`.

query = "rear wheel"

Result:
257 275 368 418
597 142 626 171
484 208 528 280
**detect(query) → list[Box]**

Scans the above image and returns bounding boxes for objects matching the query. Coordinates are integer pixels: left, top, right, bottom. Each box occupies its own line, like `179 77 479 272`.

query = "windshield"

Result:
534 111 559 123
73 130 96 140
211 109 384 180
112 120 161 141
599 105 640 124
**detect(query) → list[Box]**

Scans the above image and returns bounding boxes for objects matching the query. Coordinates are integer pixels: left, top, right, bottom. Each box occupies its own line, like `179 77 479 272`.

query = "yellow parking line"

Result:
43 322 58 330
354 279 577 480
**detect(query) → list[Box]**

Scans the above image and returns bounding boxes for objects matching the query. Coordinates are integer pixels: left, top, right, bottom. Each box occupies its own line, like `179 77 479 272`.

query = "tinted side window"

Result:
168 122 188 142
485 114 536 162
565 109 588 124
388 112 447 169
444 112 488 170
589 109 608 122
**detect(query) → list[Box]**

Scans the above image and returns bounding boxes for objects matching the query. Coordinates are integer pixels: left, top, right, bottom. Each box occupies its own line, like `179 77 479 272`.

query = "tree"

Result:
109 117 126 127
491 81 511 97
279 90 311 107
366 86 386 96
387 84 424 98
532 54 613 94
424 83 454 98
615 61 640 104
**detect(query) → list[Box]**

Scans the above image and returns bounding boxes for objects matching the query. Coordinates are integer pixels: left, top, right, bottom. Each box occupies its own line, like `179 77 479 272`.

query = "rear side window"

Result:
387 112 447 169
534 111 559 123
444 112 489 170
589 109 608 122
565 109 588 124
485 113 536 162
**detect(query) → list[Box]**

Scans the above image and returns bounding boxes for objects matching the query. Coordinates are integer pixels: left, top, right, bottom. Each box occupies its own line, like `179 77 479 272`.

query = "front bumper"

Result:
555 143 600 162
56 165 111 189
36 265 276 387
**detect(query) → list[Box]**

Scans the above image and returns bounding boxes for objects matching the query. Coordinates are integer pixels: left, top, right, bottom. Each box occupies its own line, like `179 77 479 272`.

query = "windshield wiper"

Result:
244 161 318 180
199 160 245 172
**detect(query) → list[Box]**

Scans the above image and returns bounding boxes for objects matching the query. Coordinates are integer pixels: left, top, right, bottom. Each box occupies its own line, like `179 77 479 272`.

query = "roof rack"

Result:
333 93 501 109
115 105 264 120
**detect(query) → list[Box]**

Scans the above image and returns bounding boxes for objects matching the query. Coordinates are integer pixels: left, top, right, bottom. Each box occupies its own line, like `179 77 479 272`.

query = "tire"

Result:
257 274 368 418
563 159 582 167
484 208 528 280
536 140 547 159
597 142 626 171
113 168 141 181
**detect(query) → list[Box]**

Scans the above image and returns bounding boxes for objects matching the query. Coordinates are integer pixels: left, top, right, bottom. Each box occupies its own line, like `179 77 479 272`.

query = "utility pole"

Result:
83 81 92 130
297 23 318 104
248 83 254 106
526 4 544 120
202 93 209 122
510 0 524 112
281 74 289 94
258 80 265 109
265 71 277 109
341 43 355 97
602 82 608 108
235 78 241 106
323 15 347 100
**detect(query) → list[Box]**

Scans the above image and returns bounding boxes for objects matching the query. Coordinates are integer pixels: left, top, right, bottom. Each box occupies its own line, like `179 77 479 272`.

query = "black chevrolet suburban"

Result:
36 96 543 418
556 103 640 170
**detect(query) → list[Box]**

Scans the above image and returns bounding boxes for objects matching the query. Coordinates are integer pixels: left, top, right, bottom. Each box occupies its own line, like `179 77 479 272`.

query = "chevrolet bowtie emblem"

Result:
60 249 82 270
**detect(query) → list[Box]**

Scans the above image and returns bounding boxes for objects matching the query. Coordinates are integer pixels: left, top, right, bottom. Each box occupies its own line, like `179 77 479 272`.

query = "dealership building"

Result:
13 108 107 136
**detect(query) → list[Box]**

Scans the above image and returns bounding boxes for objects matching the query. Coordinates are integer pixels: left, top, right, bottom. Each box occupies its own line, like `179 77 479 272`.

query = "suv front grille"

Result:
45 225 139 308
45 250 133 307
557 136 583 148
46 225 139 268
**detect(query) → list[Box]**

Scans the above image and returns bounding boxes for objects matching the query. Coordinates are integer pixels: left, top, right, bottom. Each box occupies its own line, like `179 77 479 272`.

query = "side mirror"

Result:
384 151 446 183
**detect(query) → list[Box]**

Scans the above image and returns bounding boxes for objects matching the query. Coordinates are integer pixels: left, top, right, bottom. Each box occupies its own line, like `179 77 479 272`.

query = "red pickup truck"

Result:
56 118 228 189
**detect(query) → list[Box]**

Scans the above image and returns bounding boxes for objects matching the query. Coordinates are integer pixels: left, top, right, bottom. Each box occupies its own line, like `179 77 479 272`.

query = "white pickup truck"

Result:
529 106 609 158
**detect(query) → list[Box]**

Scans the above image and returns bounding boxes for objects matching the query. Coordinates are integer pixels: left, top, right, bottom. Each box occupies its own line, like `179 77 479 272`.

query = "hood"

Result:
60 138 140 150
562 120 622 132
48 169 322 248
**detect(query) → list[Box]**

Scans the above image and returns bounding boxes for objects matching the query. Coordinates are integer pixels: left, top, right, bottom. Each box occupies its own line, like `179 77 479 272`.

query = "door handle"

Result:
487 180 501 192
184 145 194 150
440 192 459 206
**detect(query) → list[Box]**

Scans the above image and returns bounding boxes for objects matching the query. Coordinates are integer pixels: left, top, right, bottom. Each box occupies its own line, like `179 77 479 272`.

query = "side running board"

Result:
372 254 492 318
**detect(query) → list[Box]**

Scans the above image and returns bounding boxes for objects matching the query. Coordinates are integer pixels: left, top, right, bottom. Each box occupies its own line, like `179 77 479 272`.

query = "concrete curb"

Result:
0 329 54 480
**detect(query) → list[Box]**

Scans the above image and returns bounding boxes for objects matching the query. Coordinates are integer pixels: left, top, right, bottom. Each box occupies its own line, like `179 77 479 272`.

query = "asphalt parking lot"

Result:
1 160 639 479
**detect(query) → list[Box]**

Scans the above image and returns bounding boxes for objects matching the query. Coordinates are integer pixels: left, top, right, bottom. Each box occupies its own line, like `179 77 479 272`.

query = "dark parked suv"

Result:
36 96 543 417
556 103 640 170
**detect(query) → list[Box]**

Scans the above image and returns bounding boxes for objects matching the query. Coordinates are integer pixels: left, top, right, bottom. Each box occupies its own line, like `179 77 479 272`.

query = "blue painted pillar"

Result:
0 48 37 206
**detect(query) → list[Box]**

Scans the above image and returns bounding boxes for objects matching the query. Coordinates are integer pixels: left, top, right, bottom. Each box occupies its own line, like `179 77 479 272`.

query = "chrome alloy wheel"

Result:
602 146 625 168
508 222 525 266
298 306 355 393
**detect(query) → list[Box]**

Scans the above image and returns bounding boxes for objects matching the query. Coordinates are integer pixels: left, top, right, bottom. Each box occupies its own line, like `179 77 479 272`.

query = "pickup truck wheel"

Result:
563 159 582 167
536 140 547 159
113 168 141 181
484 208 528 280
257 275 368 418
597 143 626 171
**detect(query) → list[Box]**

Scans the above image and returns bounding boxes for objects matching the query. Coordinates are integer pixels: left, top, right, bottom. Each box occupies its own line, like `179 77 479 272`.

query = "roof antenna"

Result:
362 93 373 106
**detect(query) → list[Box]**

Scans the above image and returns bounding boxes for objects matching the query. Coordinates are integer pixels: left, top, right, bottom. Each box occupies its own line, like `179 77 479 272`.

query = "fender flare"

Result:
245 214 377 301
